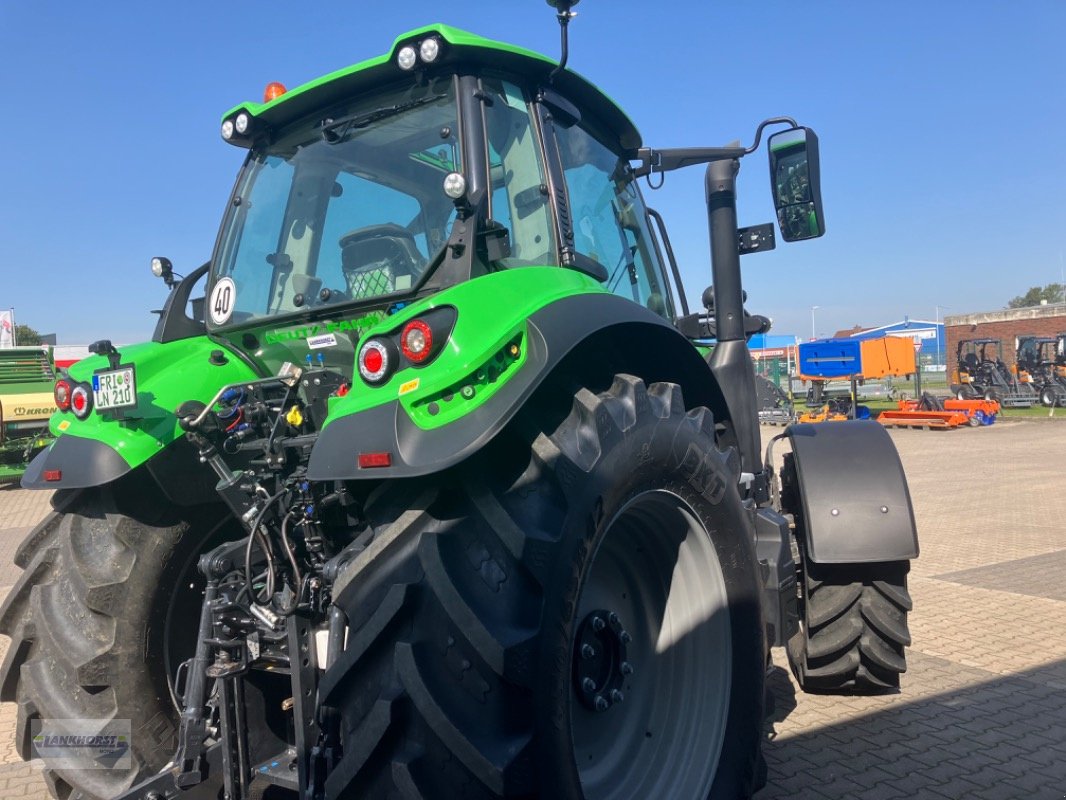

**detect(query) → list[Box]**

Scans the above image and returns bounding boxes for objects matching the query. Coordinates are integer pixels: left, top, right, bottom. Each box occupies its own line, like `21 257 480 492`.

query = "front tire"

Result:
0 475 231 799
787 559 912 693
321 375 765 798
781 455 912 693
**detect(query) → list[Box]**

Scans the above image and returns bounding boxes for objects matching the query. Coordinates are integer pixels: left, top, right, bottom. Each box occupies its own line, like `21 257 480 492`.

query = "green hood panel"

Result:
51 338 258 469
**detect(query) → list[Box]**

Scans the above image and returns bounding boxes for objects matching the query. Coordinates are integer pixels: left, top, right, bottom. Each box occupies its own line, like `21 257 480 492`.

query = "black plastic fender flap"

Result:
21 434 131 490
755 507 799 648
785 420 919 564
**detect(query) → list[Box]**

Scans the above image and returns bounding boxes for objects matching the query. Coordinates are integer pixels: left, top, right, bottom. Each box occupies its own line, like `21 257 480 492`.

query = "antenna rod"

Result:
546 0 579 84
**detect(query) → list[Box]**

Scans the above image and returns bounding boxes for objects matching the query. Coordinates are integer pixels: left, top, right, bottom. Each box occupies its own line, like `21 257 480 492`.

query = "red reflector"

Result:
336 383 350 397
71 391 87 413
358 452 392 469
43 470 62 482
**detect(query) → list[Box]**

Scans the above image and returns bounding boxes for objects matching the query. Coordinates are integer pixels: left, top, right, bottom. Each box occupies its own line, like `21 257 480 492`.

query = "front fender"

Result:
784 420 919 564
22 337 258 490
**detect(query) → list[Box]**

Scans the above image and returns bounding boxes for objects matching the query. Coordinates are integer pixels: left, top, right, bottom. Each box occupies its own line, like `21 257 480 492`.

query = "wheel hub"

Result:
573 609 634 712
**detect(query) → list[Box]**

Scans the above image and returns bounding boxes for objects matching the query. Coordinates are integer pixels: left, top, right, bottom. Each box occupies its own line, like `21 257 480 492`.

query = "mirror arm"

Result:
632 116 800 178
744 116 800 156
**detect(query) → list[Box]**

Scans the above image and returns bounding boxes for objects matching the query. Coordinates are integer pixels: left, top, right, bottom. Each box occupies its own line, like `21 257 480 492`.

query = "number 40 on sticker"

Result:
210 277 236 325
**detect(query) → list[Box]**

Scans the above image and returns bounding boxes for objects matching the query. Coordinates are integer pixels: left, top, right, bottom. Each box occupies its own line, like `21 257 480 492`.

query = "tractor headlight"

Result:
443 172 467 200
234 112 250 135
221 119 235 140
397 45 418 71
419 37 441 63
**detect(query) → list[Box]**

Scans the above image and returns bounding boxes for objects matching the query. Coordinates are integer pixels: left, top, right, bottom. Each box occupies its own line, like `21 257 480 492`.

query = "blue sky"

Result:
2 1 1063 343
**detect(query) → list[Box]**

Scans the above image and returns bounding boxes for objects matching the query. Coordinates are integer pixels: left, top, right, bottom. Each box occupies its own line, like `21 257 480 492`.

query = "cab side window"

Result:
554 124 675 319
483 79 557 266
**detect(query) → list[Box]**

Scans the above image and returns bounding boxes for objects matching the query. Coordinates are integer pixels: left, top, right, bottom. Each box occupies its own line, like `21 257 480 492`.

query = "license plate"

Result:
92 367 137 410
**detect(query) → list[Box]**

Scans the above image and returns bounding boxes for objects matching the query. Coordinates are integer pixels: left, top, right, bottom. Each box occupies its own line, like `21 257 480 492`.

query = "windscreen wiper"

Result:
321 94 447 143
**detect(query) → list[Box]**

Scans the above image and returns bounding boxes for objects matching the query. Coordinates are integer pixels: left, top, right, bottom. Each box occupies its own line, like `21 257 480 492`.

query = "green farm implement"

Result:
0 346 55 485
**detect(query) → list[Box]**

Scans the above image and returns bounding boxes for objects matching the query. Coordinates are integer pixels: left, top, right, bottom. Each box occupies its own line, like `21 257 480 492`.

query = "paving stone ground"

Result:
0 419 1064 798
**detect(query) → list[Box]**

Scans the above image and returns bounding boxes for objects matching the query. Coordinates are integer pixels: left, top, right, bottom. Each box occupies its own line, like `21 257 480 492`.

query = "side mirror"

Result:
768 128 825 242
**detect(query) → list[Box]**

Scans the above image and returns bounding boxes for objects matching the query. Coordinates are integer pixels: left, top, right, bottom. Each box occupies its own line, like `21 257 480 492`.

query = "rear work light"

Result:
54 379 72 411
70 383 92 420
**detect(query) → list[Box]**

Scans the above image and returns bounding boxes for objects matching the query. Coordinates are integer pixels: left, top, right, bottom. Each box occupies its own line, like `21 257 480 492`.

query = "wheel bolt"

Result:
620 630 632 644
594 695 609 712
610 689 625 704
582 678 597 693
621 661 634 676
607 612 620 625
591 616 605 632
581 644 596 659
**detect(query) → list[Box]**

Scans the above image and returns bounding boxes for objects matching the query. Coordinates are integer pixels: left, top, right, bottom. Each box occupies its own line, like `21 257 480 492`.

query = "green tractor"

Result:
2 7 917 799
0 345 56 486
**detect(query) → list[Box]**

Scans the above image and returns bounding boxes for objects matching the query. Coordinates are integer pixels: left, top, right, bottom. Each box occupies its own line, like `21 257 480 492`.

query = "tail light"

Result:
356 307 457 387
54 379 72 411
358 339 397 385
70 383 93 420
401 320 433 363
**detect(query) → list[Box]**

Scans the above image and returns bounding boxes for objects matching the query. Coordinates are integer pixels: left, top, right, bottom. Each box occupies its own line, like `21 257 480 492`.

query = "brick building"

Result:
944 303 1066 376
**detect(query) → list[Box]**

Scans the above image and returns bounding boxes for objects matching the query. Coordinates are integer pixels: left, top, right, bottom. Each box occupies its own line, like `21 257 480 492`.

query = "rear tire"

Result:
0 475 232 799
1040 387 1056 407
321 375 765 798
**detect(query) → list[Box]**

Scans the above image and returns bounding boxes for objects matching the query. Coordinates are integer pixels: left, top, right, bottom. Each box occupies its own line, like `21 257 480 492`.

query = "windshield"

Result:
209 77 460 327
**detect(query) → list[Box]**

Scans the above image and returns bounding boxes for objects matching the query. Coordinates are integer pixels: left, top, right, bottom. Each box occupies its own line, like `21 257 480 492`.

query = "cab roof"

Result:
222 24 641 152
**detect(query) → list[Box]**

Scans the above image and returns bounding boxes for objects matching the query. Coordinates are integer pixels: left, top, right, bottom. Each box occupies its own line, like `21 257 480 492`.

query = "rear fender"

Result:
783 420 919 564
307 269 722 480
22 337 258 491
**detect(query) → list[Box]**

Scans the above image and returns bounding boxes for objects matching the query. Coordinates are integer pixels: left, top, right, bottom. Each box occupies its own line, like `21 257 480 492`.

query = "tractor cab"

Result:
954 338 1004 385
173 27 683 378
1016 336 1057 373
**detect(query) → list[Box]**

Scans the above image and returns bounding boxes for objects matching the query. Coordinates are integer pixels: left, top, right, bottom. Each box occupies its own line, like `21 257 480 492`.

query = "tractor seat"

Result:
340 224 426 299
961 354 979 372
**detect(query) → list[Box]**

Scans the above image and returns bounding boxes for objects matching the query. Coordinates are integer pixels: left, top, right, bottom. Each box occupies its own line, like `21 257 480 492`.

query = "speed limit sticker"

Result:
209 277 237 325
